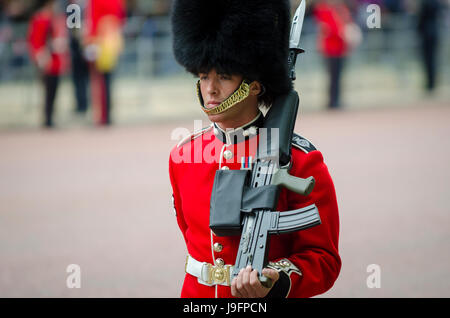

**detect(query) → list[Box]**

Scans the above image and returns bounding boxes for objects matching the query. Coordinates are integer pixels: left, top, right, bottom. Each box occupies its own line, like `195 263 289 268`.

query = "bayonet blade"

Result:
289 0 306 50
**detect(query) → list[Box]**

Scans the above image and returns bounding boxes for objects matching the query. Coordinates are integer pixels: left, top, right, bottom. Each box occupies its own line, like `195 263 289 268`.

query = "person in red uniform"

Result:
169 0 341 298
313 0 355 109
84 0 125 126
28 0 69 128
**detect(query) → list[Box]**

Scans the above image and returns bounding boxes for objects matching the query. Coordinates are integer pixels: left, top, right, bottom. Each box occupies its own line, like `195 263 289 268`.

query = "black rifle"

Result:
231 90 320 288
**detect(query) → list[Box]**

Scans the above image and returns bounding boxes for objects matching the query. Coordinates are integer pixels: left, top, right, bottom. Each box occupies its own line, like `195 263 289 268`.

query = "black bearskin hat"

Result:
171 0 292 104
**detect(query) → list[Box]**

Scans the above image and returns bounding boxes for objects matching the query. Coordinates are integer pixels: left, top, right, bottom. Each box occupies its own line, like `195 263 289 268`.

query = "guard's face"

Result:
198 69 243 110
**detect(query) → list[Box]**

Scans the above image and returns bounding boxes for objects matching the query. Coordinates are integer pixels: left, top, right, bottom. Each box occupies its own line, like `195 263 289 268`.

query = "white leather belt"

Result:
185 255 234 286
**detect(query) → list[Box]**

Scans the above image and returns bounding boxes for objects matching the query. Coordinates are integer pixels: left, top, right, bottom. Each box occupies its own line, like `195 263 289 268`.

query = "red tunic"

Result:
28 9 69 75
169 114 341 297
85 0 125 38
313 2 352 57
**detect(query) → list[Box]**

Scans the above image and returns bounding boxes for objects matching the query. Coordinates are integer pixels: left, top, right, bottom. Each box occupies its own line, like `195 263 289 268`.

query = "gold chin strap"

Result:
197 80 250 115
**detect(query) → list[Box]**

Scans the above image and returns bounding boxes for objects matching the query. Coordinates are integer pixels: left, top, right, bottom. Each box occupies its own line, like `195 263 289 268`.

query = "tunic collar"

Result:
213 112 264 144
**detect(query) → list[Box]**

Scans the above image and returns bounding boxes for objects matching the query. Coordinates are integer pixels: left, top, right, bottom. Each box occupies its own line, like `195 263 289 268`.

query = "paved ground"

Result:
1 99 449 297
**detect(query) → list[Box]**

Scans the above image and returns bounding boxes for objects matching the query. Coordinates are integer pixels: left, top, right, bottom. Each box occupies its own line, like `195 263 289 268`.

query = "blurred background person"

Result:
27 0 69 128
66 0 90 119
417 0 443 94
313 0 361 109
84 0 125 126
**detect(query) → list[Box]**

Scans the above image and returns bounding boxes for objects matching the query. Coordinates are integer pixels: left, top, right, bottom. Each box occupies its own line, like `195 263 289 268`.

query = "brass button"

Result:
215 258 224 266
223 150 233 160
213 242 223 253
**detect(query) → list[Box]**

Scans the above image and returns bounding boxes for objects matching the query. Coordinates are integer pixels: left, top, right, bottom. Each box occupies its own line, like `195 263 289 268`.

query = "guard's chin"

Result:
207 112 225 123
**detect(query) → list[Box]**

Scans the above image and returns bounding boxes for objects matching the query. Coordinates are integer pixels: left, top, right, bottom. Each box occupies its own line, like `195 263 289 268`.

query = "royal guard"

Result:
28 0 69 128
169 0 341 298
313 0 360 109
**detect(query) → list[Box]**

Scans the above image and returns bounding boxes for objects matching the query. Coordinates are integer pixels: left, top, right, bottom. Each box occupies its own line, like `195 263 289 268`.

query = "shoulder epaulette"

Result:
177 125 213 148
292 133 317 153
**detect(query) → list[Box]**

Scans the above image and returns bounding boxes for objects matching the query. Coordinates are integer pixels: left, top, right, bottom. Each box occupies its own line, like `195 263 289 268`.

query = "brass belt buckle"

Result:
210 263 231 285
204 263 214 285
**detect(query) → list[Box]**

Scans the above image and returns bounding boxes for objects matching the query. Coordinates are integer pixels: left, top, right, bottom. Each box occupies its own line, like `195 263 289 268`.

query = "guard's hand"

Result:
231 265 279 298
